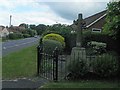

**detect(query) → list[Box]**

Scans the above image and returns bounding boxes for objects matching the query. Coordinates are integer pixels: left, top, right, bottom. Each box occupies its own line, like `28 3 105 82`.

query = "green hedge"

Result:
82 31 117 52
23 34 31 38
42 39 63 55
43 33 65 48
9 33 23 39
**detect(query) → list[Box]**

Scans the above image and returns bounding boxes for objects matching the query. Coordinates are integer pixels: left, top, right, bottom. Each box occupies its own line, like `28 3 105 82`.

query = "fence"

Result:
37 45 120 81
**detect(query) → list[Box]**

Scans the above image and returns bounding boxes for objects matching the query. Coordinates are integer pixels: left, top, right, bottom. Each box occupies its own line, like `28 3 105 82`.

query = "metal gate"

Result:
37 45 67 81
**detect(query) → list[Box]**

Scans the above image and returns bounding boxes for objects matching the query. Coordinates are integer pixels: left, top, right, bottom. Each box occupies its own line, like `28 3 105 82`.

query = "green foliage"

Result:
9 33 23 39
103 1 120 39
103 1 120 54
23 34 31 38
92 53 119 78
87 41 107 55
19 23 29 28
82 31 117 52
43 33 65 48
67 58 88 79
35 24 47 35
65 33 76 52
26 29 37 37
42 39 63 54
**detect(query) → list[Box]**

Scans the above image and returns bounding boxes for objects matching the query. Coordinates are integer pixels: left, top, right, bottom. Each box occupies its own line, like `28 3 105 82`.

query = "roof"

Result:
84 10 107 28
0 26 5 32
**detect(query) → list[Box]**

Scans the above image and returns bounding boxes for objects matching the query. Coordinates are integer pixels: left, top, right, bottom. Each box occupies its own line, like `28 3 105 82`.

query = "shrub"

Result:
67 57 88 80
92 53 119 78
82 31 117 52
42 39 63 54
43 33 65 48
87 41 107 55
23 34 31 38
9 33 23 39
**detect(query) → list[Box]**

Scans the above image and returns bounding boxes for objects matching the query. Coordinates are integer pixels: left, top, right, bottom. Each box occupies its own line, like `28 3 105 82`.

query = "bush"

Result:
65 33 76 53
87 41 107 55
9 33 23 39
92 53 119 78
42 39 63 54
67 57 88 80
26 29 37 37
43 33 65 48
23 34 31 38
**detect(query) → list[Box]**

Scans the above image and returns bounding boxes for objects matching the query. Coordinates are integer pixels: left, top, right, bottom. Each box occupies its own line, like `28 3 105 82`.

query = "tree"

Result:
104 1 120 39
19 23 29 28
29 24 36 30
36 24 47 35
103 1 120 54
26 29 37 37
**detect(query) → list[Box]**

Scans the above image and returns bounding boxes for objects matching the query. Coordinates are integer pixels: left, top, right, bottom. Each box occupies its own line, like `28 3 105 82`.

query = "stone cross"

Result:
74 13 85 47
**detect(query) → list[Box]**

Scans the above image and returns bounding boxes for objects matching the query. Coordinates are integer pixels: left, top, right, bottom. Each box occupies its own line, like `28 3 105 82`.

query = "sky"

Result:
0 0 110 26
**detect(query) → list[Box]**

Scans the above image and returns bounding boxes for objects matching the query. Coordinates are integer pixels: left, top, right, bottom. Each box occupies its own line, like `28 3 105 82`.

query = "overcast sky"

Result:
0 0 109 26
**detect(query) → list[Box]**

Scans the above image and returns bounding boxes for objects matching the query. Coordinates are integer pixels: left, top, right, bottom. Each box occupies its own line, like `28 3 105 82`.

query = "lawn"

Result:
2 45 37 79
40 80 120 88
0 38 2 42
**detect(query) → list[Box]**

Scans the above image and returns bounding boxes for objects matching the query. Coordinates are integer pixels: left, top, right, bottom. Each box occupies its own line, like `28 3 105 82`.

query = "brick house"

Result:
72 10 107 33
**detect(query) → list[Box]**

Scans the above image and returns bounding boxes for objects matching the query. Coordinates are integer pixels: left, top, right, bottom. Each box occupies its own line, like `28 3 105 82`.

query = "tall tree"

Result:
104 1 120 39
36 24 47 35
103 1 120 54
29 24 36 30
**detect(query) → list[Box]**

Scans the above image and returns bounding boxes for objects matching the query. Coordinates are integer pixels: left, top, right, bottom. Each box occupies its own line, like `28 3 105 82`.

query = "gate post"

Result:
53 47 59 81
37 45 40 75
37 45 43 75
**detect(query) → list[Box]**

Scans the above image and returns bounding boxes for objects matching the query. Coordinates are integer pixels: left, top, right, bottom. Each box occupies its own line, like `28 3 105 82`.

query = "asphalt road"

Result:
2 37 40 56
2 77 49 90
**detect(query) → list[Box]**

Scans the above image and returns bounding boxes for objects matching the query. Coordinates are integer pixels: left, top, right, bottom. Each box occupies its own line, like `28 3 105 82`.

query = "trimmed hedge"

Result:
43 33 65 48
42 39 63 55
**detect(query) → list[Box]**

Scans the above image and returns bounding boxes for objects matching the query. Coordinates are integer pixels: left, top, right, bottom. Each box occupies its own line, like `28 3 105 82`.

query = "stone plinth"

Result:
70 47 86 61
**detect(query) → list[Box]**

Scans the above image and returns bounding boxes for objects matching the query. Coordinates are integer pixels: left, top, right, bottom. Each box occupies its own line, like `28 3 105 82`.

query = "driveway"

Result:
2 37 40 56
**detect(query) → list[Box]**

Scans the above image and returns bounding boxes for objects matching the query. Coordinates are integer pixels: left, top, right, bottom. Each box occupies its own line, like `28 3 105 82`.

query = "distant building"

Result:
72 10 107 33
0 26 9 37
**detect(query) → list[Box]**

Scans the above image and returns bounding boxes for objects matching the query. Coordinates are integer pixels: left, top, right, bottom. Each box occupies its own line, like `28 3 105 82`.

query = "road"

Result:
2 37 40 56
2 77 49 90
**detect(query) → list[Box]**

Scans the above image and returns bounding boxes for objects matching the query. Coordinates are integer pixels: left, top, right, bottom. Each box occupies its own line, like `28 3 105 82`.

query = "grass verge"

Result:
0 38 2 42
41 80 120 88
2 45 37 79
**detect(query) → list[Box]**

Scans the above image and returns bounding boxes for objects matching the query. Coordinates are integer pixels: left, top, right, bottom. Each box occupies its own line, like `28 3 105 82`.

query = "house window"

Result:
92 28 101 33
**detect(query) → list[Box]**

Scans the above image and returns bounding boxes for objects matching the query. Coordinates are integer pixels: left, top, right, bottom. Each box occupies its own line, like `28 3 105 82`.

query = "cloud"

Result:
45 2 108 20
0 0 72 26
0 0 109 26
